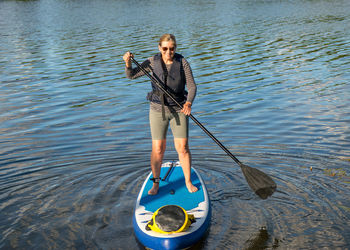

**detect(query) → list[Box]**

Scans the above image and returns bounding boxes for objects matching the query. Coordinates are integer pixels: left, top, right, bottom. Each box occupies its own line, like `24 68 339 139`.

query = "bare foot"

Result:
148 183 159 195
186 181 198 193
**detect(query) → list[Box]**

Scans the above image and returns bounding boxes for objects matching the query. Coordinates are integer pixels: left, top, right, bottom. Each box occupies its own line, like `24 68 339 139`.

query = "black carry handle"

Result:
162 161 174 181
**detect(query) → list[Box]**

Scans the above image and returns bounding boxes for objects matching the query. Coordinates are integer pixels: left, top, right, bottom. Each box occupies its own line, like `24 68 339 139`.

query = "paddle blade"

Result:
240 164 277 199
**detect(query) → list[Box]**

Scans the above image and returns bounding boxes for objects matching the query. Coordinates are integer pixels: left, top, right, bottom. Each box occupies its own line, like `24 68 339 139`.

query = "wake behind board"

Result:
133 162 211 250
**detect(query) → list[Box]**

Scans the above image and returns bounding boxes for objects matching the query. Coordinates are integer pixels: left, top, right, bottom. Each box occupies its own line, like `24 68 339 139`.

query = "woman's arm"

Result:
123 52 152 79
182 58 197 104
182 58 197 115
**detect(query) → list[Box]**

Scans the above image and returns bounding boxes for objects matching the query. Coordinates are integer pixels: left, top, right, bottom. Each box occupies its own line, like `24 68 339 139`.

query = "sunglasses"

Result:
161 47 175 52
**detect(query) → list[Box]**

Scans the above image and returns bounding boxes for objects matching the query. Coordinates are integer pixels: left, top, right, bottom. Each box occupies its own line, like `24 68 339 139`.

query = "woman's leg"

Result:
149 139 166 195
149 109 169 195
174 138 198 193
171 112 198 193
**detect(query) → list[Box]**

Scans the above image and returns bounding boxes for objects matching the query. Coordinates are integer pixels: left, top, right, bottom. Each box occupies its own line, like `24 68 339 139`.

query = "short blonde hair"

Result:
159 34 177 48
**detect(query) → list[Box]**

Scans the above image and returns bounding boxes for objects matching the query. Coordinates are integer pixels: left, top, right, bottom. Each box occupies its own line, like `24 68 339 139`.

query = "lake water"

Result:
1 0 349 249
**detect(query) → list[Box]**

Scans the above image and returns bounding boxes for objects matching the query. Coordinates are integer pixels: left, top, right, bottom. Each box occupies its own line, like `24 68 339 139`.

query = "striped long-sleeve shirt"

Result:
125 56 197 112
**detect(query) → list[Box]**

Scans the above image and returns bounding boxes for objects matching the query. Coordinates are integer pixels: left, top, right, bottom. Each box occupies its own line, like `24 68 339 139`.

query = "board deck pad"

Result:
133 162 211 250
140 164 204 211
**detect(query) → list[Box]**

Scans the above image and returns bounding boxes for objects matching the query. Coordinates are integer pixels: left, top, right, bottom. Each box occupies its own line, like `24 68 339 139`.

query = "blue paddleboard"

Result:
133 162 211 250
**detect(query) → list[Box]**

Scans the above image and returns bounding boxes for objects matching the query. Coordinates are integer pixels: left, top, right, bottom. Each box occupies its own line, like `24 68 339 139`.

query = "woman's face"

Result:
159 41 176 62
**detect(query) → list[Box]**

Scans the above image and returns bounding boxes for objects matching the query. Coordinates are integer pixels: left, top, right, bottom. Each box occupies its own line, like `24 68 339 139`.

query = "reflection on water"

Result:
1 0 350 249
244 227 272 250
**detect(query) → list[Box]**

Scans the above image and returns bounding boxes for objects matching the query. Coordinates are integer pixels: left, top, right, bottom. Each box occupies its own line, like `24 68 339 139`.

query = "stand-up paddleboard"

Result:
133 162 211 250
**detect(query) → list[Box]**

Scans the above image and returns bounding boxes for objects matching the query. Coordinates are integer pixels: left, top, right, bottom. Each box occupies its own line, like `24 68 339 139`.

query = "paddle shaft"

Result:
131 57 242 167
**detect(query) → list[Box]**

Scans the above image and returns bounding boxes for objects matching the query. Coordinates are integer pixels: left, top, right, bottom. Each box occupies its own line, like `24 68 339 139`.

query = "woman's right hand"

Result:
123 51 133 67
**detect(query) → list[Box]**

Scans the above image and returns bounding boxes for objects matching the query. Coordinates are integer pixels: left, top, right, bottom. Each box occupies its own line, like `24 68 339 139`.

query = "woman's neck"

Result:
162 56 173 65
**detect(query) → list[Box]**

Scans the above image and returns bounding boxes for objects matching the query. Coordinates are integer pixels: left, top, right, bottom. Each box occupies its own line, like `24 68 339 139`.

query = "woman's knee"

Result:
152 147 166 156
152 140 166 156
174 139 189 155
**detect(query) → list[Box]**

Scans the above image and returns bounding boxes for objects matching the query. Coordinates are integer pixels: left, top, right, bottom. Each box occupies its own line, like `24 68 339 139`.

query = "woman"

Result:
123 34 198 195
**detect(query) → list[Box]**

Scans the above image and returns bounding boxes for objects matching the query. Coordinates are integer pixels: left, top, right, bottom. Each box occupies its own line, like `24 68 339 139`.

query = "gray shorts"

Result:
149 109 189 140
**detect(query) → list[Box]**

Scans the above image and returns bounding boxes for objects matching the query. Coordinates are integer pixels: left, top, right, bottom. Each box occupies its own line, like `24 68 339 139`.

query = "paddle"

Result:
130 56 277 199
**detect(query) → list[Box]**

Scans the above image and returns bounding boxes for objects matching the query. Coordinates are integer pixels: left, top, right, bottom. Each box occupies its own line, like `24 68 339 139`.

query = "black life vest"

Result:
147 53 187 106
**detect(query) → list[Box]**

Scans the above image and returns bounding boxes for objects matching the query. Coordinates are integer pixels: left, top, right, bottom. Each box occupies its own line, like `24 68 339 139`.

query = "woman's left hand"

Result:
181 102 192 116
